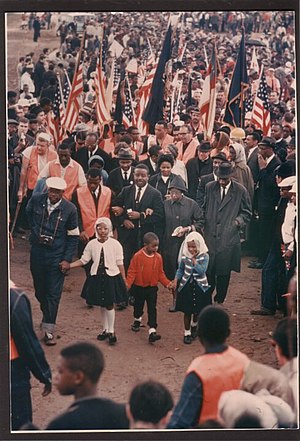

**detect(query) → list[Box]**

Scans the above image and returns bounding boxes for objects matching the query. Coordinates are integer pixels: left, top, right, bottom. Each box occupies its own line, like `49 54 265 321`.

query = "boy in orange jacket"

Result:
126 232 172 343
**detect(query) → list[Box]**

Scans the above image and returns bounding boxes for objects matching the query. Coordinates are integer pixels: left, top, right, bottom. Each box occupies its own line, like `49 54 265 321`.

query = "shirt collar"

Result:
266 153 275 165
47 197 62 210
56 157 74 168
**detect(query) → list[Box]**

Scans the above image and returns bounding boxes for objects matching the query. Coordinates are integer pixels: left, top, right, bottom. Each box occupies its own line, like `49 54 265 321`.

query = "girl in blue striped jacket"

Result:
174 232 210 345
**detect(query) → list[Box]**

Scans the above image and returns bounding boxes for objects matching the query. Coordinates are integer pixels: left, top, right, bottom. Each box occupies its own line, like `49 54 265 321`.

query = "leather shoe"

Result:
191 326 198 339
131 320 140 332
43 332 56 346
183 335 192 344
149 332 161 343
248 261 263 269
97 331 108 341
168 305 176 312
116 303 126 311
108 333 117 345
250 308 275 316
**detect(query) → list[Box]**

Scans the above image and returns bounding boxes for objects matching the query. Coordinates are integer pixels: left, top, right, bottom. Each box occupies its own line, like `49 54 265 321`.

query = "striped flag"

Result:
198 45 217 139
94 44 111 128
63 52 84 133
251 68 271 136
48 76 70 147
136 60 158 135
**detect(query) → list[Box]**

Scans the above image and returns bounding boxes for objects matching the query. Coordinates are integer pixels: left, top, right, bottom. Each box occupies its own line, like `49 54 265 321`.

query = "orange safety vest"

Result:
103 138 115 155
176 138 199 164
77 185 111 238
48 160 81 200
27 148 57 190
186 346 250 423
10 336 19 360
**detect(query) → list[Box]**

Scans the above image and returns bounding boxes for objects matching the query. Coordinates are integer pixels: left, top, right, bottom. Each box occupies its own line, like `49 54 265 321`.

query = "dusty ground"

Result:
7 12 282 431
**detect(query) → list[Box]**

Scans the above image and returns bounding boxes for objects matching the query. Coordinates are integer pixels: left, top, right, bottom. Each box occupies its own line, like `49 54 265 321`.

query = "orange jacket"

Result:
27 148 57 190
76 185 111 238
10 336 19 360
126 248 171 289
48 160 80 200
187 346 250 423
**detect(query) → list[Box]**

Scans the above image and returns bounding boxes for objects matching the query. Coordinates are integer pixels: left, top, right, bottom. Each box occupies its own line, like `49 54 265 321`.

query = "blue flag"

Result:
223 29 249 128
142 23 172 128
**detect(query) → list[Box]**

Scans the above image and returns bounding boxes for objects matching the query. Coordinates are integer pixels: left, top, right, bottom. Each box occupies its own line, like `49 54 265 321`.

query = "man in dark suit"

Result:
245 131 260 185
271 123 288 162
112 164 164 271
200 162 252 304
196 152 228 210
186 141 213 200
251 137 281 269
74 132 111 174
107 147 135 197
139 144 162 177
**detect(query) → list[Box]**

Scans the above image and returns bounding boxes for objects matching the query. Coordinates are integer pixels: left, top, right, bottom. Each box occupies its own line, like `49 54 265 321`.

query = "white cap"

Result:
37 132 51 142
46 177 67 191
277 176 296 188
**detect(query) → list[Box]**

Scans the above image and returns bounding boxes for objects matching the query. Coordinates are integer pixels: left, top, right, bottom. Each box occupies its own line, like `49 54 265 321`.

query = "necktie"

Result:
92 191 98 207
221 187 226 201
124 171 128 183
135 187 142 205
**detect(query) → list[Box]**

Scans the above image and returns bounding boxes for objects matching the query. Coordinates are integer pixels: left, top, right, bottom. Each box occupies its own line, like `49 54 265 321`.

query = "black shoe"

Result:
43 332 56 346
131 320 140 332
149 332 161 343
87 304 94 309
183 335 192 344
168 305 176 312
116 303 127 311
248 261 263 269
250 308 275 316
108 333 117 345
97 331 108 341
191 326 198 339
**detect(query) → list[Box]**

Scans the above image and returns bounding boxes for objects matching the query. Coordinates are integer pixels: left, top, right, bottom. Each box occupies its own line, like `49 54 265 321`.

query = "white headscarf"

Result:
94 217 113 239
180 231 208 259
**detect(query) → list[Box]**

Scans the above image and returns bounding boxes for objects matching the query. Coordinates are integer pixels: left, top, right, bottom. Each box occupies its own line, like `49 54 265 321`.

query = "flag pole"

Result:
63 69 72 91
57 73 65 111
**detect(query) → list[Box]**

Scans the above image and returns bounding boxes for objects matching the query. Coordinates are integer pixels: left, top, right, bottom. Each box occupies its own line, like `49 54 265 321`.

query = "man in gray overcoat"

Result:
200 162 252 303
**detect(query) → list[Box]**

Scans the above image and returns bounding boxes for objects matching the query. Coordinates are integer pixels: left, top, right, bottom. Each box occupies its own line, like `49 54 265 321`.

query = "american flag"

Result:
63 48 84 133
136 60 158 135
94 42 111 128
48 76 70 147
122 87 135 128
141 38 156 69
251 69 271 135
244 96 254 114
113 63 121 87
198 44 217 139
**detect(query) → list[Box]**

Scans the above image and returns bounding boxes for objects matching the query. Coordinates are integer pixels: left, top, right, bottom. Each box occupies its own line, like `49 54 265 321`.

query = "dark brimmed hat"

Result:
8 119 19 125
258 136 276 150
117 148 134 160
212 152 228 161
215 162 233 179
198 141 211 152
169 175 187 193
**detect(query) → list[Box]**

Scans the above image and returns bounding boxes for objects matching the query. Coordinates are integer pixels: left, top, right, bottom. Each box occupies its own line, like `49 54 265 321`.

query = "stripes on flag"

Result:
198 45 217 139
251 68 271 136
122 88 135 128
136 60 158 135
48 76 70 147
94 44 111 128
63 54 84 133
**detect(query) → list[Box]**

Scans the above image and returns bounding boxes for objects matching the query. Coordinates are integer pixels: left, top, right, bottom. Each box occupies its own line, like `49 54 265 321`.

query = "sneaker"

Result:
191 326 198 339
149 332 161 343
183 335 192 344
97 331 108 341
131 320 141 332
108 333 117 345
250 307 275 316
43 332 56 346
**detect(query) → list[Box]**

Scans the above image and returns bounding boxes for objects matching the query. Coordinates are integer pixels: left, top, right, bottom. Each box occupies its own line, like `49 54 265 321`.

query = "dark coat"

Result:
186 157 213 200
149 172 185 200
256 155 281 215
107 166 135 197
74 147 111 174
247 147 260 185
274 139 288 162
140 157 157 176
201 180 252 275
196 173 215 209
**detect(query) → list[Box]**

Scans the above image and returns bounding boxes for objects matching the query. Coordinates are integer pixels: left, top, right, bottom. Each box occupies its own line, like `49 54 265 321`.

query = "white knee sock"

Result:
100 307 108 332
106 309 115 333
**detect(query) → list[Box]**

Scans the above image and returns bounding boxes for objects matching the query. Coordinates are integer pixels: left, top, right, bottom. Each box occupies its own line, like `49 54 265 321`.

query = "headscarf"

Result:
94 217 113 239
231 142 247 166
179 231 208 261
88 154 105 168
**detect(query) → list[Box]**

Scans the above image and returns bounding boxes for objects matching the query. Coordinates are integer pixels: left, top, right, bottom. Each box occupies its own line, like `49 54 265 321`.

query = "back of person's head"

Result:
60 342 104 384
197 306 230 346
128 381 173 428
272 318 297 359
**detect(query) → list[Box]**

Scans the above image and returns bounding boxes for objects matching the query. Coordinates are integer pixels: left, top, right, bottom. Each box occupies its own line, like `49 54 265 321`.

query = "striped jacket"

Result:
176 254 209 292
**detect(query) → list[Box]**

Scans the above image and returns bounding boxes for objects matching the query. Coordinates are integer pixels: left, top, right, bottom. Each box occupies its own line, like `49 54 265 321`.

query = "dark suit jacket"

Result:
247 147 260 185
112 184 164 241
186 157 213 200
256 155 281 214
275 139 288 162
140 157 157 176
74 147 111 173
196 173 215 209
107 166 135 197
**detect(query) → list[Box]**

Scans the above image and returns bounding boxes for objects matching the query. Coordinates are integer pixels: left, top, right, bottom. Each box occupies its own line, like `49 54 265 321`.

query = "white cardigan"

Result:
80 237 124 276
